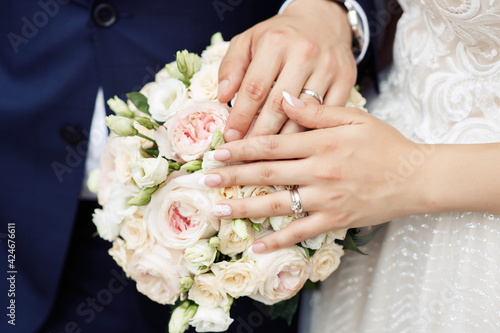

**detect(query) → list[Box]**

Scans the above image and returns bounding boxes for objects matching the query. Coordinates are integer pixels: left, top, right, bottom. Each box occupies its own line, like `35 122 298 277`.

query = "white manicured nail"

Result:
210 205 232 217
282 91 295 107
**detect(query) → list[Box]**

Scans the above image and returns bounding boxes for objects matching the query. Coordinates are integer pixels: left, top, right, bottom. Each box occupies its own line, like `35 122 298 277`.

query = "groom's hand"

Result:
217 0 356 142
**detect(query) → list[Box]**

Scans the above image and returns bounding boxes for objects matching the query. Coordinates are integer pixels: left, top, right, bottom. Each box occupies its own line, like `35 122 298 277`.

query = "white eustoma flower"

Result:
131 157 169 188
189 305 233 333
148 78 188 122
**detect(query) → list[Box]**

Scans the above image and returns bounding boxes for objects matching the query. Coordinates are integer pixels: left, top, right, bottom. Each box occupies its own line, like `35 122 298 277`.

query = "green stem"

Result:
136 133 156 143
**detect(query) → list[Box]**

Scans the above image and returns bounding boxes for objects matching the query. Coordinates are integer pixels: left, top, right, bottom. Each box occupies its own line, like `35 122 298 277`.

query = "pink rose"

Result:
246 238 312 305
156 100 228 162
127 245 189 305
145 172 219 250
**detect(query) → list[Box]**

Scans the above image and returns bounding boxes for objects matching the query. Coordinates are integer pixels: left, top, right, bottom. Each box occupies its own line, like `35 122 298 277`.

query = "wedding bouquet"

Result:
88 33 370 333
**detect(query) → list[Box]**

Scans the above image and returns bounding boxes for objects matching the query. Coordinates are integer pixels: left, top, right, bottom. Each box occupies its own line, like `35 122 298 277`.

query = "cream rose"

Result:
183 239 217 274
114 136 143 184
145 172 219 250
189 305 233 333
346 87 367 110
131 157 169 188
211 258 263 298
127 245 188 305
92 208 121 242
201 41 230 65
108 237 133 276
325 229 348 244
246 244 312 305
155 66 171 83
218 219 255 257
97 135 118 206
157 100 228 161
269 215 294 231
212 185 243 202
148 78 188 122
309 242 345 282
188 273 230 308
189 63 219 101
119 212 154 252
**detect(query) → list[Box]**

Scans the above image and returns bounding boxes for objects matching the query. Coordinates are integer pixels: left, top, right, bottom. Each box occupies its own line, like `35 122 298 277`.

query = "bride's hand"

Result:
202 92 431 253
217 0 356 141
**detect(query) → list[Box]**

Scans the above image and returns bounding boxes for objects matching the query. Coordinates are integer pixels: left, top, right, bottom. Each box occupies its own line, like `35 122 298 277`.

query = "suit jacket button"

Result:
60 126 83 145
93 3 117 28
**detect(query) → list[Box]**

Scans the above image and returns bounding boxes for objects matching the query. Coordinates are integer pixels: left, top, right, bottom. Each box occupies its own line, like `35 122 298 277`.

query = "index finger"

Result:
213 131 322 163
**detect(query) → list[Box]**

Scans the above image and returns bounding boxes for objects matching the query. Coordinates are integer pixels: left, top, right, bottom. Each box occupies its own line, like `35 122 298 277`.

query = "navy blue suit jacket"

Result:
0 0 378 332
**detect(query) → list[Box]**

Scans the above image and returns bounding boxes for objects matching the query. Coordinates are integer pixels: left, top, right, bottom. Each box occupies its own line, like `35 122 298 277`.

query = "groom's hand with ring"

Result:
217 0 357 141
202 94 432 253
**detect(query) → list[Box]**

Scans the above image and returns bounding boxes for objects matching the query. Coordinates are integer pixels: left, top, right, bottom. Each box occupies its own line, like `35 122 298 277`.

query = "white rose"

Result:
108 237 133 276
127 245 188 305
346 87 367 110
183 239 217 274
188 273 230 308
247 245 311 305
309 242 345 282
155 66 171 83
325 229 348 244
269 215 294 231
145 172 219 250
119 213 154 252
189 63 219 101
202 151 226 173
97 134 119 206
301 233 327 250
218 219 255 257
148 78 188 122
114 136 142 184
93 182 139 241
211 258 263 298
131 157 169 188
201 41 230 65
93 208 121 242
189 305 233 333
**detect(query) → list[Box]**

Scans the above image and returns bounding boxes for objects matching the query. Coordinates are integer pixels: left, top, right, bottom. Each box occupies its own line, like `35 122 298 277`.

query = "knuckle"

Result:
258 164 275 182
243 81 267 102
297 39 320 60
264 29 289 46
269 95 286 116
267 238 282 252
291 228 306 243
270 199 284 215
311 105 328 127
262 136 280 154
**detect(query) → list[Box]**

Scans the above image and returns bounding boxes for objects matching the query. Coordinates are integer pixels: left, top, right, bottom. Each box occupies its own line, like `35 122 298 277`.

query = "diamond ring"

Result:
290 189 303 215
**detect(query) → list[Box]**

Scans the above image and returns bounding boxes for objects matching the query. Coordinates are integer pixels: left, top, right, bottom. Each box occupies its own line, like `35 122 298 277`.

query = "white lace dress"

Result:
301 0 500 332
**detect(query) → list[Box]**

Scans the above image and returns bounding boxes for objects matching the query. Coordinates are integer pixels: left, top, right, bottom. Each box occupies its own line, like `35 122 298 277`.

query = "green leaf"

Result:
141 147 159 158
352 226 382 247
336 227 382 255
304 279 319 291
267 294 300 326
126 92 150 115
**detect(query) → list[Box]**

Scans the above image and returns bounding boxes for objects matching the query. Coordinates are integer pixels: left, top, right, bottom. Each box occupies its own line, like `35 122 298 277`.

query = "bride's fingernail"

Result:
248 243 266 254
282 91 304 109
218 79 230 100
225 129 243 142
211 205 232 217
213 149 230 161
199 174 222 187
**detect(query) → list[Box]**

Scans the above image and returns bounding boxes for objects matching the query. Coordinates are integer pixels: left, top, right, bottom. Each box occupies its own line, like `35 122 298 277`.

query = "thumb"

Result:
281 91 365 129
217 34 252 103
